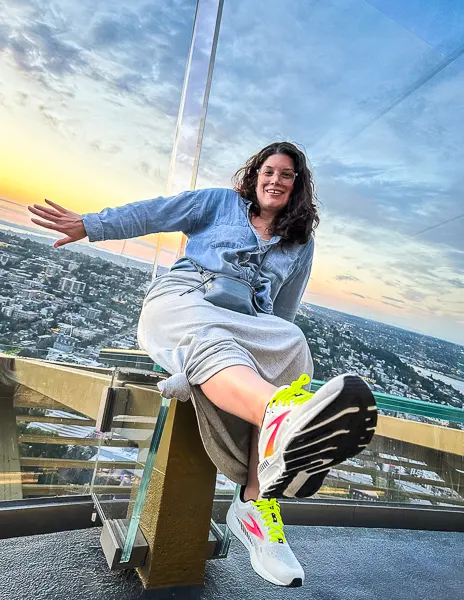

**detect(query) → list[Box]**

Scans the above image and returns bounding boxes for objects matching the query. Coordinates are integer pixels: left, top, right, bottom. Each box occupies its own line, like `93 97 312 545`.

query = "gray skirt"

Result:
137 270 313 485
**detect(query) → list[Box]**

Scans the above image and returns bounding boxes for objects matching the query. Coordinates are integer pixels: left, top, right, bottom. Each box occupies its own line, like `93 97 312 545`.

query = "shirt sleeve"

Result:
272 238 314 323
82 189 205 242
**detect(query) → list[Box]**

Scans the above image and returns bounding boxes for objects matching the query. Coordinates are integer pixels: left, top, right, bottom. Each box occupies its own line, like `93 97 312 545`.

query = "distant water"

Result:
0 222 153 269
410 365 464 395
0 222 56 241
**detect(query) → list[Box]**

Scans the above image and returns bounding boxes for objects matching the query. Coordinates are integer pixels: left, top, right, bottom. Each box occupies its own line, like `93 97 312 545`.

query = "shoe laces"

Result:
253 498 286 543
269 374 312 408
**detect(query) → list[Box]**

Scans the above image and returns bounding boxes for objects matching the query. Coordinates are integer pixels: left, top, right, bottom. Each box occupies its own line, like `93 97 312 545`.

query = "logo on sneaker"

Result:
241 514 264 540
264 410 291 458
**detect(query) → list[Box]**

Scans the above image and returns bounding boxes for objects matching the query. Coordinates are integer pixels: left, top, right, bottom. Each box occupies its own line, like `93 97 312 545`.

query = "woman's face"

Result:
255 153 296 215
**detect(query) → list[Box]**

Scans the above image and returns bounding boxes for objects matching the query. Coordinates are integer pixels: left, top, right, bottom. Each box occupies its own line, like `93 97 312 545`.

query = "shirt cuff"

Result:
82 213 104 242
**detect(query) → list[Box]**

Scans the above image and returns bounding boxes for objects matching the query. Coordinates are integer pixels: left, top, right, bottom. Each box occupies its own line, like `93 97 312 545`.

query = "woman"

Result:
29 142 377 588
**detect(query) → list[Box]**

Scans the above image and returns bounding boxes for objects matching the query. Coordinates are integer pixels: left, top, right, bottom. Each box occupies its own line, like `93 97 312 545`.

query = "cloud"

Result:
346 292 366 299
335 274 361 282
382 301 405 309
401 289 427 302
7 23 88 81
0 0 194 113
446 277 464 289
382 296 404 303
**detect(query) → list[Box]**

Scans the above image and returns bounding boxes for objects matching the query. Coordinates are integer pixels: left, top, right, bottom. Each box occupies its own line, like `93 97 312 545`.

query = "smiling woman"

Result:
233 141 319 244
28 139 378 587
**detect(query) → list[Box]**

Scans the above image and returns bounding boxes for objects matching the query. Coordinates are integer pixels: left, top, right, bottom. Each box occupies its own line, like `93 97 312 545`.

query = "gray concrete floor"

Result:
0 526 463 600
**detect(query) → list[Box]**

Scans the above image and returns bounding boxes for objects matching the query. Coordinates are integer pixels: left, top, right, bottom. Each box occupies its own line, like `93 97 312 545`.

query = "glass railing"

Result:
95 350 464 509
0 356 235 563
90 368 173 563
12 393 100 499
1 350 462 567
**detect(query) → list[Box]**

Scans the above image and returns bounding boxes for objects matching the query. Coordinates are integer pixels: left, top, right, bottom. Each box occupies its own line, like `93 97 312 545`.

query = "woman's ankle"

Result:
243 486 259 502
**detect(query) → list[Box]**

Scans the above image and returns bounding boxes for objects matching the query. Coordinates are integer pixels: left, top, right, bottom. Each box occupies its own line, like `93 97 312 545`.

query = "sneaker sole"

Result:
260 374 377 499
226 506 304 587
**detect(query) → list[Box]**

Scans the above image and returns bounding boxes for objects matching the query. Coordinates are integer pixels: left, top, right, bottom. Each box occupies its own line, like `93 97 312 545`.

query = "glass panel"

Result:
210 481 239 559
198 0 464 509
0 367 118 501
90 367 168 530
0 0 197 364
15 407 100 498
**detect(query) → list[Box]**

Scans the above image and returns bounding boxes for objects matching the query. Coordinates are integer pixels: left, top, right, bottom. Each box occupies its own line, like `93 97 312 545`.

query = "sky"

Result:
0 0 463 344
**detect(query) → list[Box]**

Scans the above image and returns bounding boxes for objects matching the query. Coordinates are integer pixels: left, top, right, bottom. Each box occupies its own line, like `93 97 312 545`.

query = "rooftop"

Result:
1 526 463 600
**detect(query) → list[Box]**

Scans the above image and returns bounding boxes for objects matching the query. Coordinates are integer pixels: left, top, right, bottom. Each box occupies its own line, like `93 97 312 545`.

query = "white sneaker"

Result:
226 493 304 587
258 373 377 499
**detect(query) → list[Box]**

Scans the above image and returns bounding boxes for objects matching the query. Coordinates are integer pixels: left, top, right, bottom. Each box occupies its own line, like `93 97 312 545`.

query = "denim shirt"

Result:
82 188 314 322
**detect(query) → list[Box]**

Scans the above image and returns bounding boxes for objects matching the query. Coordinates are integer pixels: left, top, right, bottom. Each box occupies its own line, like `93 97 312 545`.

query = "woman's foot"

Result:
226 492 304 587
258 373 377 499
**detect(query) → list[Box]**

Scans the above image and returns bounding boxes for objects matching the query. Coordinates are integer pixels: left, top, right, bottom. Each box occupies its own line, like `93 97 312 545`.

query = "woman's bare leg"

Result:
200 365 277 427
243 426 261 501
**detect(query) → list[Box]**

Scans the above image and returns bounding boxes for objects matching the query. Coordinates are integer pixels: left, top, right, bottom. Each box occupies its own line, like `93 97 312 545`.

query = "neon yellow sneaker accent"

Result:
253 498 287 543
268 374 313 408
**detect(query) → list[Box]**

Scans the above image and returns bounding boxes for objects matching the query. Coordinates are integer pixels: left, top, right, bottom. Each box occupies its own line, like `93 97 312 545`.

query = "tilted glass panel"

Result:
0 365 117 503
0 0 197 365
198 0 464 507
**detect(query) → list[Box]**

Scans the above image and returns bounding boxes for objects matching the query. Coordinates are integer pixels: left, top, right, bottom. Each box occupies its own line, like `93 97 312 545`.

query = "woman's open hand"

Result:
28 199 87 248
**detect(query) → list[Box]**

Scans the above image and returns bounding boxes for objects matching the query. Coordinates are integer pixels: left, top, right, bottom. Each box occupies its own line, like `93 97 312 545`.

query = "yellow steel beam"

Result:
18 434 132 447
0 472 41 485
13 386 71 412
10 357 112 420
136 399 217 588
22 484 126 496
377 415 464 456
16 415 96 426
20 457 136 470
0 382 23 501
322 477 464 506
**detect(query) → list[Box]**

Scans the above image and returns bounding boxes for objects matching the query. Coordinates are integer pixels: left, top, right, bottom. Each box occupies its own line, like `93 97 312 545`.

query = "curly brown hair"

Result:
233 141 319 244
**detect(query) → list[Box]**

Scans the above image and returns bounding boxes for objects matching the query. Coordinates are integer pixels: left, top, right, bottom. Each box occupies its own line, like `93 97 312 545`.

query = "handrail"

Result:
310 379 464 424
96 349 464 424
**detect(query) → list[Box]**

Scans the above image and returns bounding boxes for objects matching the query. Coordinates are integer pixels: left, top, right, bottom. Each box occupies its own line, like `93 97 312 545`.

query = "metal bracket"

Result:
96 386 130 433
100 519 148 570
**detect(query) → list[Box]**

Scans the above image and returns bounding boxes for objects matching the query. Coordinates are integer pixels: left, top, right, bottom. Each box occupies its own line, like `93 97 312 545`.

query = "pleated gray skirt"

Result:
137 270 313 485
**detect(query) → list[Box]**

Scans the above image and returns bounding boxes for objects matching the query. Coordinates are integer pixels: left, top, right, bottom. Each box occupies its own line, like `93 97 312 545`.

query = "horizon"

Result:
0 1 463 345
1 213 462 350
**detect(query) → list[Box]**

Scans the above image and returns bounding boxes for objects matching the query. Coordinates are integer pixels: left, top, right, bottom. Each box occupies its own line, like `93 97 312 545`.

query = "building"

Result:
1 306 37 321
67 261 80 272
59 277 86 295
81 307 102 320
23 289 55 301
45 264 63 276
52 333 77 352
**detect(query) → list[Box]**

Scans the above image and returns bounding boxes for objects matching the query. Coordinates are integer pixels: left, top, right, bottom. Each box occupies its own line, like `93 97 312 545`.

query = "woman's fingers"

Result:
54 236 75 248
30 217 61 231
45 198 67 213
28 205 62 220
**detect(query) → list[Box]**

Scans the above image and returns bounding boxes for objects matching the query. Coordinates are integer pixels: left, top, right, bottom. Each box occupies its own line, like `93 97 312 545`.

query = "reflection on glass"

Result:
0 0 197 364
199 0 463 346
198 0 464 504
13 398 101 498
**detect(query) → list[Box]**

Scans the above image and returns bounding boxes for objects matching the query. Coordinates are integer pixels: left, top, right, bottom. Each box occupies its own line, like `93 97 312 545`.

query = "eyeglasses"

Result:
257 167 298 182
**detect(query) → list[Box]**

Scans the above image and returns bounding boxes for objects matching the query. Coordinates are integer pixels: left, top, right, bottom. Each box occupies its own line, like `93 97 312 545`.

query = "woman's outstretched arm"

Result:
29 189 207 248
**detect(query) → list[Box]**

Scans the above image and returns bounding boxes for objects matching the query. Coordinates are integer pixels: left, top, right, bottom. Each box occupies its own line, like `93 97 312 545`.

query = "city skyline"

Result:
1 215 463 350
1 0 463 344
